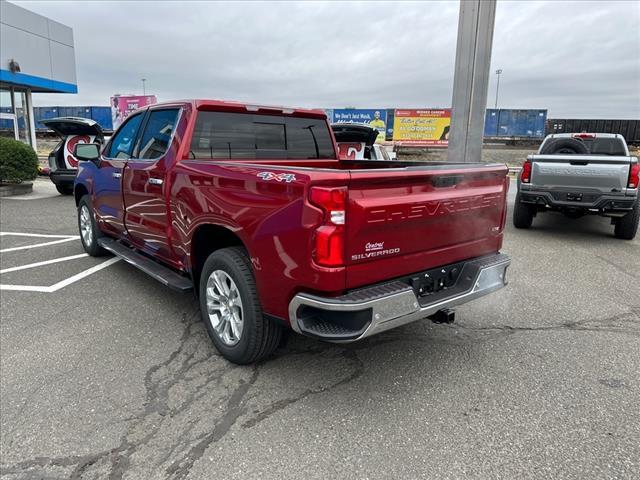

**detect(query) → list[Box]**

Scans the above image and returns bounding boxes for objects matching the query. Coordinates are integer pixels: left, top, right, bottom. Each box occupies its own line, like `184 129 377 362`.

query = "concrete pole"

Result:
494 69 502 109
447 0 497 163
26 89 37 150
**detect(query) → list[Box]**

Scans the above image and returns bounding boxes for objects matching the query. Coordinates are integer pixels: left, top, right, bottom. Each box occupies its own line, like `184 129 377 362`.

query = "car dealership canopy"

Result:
0 0 77 148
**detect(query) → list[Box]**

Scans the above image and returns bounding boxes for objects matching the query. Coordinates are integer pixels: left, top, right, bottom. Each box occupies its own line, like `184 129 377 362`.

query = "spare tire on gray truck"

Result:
540 137 589 155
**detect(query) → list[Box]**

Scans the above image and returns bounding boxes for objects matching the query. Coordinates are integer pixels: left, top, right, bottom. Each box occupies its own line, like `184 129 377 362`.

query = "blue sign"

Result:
331 109 387 142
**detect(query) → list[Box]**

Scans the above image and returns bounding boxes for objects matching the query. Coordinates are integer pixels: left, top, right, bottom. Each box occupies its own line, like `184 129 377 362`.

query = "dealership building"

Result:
0 0 77 149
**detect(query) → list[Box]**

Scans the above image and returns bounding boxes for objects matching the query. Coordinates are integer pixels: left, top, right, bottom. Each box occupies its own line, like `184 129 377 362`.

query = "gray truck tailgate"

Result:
528 154 632 193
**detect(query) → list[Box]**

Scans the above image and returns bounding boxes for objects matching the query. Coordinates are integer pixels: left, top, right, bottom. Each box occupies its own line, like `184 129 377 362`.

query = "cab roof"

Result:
550 133 621 139
148 99 327 118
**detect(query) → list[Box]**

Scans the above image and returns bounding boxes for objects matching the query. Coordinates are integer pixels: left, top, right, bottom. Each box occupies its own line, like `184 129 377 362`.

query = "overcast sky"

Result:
16 0 640 118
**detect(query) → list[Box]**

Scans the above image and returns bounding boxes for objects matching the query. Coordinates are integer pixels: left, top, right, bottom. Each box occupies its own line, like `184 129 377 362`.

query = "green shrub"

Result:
0 137 39 184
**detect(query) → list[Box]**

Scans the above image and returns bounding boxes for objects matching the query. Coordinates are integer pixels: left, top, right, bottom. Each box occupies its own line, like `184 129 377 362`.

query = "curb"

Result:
0 182 34 197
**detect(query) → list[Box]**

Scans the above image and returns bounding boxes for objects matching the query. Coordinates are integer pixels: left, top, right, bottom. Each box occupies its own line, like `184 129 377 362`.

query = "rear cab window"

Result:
189 111 335 160
580 138 627 156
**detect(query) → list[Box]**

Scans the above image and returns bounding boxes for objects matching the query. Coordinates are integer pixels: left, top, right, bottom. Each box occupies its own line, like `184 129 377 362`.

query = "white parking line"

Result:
0 237 79 253
0 232 77 239
0 257 121 293
0 231 121 293
0 253 89 274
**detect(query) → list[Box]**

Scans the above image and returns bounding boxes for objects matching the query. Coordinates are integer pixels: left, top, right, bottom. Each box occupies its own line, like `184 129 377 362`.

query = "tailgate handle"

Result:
432 175 463 188
569 161 588 166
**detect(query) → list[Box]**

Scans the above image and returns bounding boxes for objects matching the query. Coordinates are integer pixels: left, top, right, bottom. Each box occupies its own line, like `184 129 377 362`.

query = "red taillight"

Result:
628 163 640 189
573 133 596 139
521 160 532 183
310 187 346 213
309 186 346 267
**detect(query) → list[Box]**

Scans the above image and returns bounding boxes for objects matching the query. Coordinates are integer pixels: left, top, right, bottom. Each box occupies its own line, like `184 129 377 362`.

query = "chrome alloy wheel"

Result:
206 270 244 346
79 205 93 247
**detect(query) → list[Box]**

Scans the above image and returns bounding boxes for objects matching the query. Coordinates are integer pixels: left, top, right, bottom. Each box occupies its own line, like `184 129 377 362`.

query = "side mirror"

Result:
74 143 100 162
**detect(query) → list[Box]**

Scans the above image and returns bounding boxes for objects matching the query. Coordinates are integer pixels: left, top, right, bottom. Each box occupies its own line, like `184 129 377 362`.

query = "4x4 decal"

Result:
257 172 296 183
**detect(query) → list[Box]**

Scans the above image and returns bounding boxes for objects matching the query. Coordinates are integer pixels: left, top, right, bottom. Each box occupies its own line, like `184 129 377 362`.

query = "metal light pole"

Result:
447 0 497 163
141 78 147 96
494 69 502 109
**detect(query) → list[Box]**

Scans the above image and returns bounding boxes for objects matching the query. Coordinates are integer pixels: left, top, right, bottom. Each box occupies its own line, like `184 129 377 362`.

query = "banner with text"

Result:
392 109 451 146
111 95 157 130
331 109 387 143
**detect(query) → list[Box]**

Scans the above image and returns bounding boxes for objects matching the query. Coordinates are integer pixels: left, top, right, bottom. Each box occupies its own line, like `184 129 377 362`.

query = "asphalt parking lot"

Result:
1 178 638 479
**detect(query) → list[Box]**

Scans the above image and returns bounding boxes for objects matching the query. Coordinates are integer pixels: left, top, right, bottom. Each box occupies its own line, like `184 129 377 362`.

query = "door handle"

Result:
112 172 122 178
148 178 163 185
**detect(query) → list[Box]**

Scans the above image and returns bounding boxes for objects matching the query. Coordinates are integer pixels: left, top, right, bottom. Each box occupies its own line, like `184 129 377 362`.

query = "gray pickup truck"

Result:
513 133 639 239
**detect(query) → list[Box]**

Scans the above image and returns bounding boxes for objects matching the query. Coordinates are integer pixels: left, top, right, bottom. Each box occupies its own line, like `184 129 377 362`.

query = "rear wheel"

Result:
614 201 639 240
77 195 107 256
56 185 74 195
199 247 281 364
513 193 536 229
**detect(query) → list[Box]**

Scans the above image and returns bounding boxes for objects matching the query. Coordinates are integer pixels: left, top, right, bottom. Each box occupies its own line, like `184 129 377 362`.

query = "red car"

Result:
73 99 511 364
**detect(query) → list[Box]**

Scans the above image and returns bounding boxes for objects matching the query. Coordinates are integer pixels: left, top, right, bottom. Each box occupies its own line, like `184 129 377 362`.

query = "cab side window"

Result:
107 114 144 159
138 109 180 159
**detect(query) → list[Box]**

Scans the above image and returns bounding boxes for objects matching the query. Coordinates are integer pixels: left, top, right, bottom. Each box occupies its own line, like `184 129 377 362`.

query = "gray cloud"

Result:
17 0 640 118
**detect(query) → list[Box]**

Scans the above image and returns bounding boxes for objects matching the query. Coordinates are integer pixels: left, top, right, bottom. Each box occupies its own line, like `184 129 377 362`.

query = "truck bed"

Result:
174 158 509 319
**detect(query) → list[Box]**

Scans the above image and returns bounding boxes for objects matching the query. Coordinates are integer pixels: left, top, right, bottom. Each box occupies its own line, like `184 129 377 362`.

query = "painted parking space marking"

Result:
0 232 77 239
0 253 89 274
0 237 79 253
0 232 80 253
0 231 120 293
0 258 120 293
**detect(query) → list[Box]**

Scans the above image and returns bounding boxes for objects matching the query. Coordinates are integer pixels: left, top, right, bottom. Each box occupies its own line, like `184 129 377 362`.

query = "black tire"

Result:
56 184 74 195
199 247 281 364
540 138 589 155
77 195 107 256
614 201 639 240
513 193 536 229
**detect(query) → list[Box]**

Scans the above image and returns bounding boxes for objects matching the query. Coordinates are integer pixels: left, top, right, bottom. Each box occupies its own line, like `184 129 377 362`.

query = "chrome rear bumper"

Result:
289 253 510 342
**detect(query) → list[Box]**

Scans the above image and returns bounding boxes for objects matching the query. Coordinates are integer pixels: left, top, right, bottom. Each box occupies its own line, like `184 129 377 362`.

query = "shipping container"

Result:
33 105 114 132
0 107 13 132
34 106 60 129
545 119 640 144
487 109 547 138
90 106 113 131
484 109 500 136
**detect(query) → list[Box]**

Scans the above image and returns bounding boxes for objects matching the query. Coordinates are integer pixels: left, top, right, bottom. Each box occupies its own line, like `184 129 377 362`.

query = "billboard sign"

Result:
331 109 387 143
111 95 157 130
392 109 451 146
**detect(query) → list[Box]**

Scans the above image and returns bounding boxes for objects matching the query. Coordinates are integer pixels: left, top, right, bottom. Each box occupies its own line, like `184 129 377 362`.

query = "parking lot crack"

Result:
241 349 365 430
452 307 640 337
163 366 260 479
595 254 639 279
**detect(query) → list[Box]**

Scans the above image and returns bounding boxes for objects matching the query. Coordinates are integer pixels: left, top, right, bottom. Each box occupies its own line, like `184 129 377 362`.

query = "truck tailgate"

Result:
345 164 508 289
529 154 632 193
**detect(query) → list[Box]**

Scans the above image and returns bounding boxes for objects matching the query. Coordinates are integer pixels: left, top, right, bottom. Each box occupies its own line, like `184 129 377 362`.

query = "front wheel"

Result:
199 247 282 364
513 193 536 229
614 201 639 240
77 195 106 256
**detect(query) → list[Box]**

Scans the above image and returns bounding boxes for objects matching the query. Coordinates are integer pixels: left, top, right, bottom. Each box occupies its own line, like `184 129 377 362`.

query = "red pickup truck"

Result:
73 99 511 364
